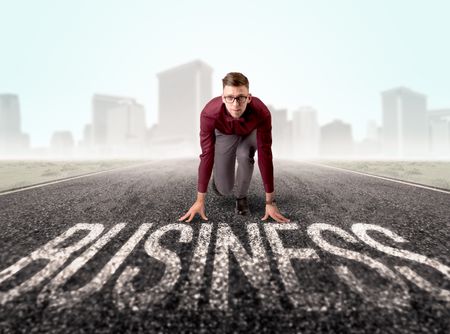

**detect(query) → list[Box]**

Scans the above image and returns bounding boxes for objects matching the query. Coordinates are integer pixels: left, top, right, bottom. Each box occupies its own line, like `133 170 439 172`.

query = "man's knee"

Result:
236 146 256 164
214 178 234 196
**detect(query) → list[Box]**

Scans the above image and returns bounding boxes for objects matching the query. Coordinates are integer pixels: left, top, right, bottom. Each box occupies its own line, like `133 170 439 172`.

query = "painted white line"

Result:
114 223 193 310
0 223 105 305
0 161 155 196
307 223 410 310
39 223 152 309
210 223 279 311
307 162 450 195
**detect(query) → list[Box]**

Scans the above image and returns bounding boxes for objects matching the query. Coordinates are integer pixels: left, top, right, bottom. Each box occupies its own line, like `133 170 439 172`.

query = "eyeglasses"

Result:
224 95 249 104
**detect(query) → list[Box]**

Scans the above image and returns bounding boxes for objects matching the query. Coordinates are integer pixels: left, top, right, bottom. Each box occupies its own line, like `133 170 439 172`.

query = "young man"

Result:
179 72 290 223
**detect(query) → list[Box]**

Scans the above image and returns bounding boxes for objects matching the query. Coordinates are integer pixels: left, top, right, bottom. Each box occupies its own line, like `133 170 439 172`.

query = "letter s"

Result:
307 223 410 310
113 223 193 310
352 223 450 303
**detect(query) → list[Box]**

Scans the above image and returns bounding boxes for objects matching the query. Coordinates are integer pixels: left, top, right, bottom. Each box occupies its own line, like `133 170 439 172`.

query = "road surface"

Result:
0 160 449 333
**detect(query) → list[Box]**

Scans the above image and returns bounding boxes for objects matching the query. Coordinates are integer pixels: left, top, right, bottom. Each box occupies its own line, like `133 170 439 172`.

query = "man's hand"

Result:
261 192 289 223
179 192 208 222
261 203 290 223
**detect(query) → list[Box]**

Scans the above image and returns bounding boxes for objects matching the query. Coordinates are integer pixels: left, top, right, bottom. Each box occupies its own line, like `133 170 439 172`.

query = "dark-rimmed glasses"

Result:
224 95 249 104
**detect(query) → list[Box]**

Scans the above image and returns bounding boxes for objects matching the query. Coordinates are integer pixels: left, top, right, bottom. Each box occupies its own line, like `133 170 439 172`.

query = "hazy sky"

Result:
1 0 449 147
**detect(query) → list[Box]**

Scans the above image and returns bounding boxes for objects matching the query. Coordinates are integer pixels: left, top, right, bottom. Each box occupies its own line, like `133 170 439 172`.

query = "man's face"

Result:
222 85 252 119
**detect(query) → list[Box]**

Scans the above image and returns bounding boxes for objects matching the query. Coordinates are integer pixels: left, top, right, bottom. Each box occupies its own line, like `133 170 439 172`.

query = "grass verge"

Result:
317 160 450 190
0 160 147 193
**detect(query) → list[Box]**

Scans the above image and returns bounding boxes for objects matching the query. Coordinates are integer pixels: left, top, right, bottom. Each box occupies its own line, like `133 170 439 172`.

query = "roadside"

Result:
2 159 450 194
0 160 149 193
316 160 450 190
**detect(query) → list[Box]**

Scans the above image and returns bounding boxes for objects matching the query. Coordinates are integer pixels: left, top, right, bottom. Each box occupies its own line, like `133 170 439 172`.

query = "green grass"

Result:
319 160 450 190
0 160 147 192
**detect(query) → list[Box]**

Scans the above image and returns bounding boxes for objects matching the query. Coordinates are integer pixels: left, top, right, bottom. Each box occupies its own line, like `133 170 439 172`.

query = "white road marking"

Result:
395 266 450 303
114 224 192 311
178 224 212 310
307 162 450 195
352 223 450 303
0 161 155 196
307 223 410 310
0 223 104 305
38 223 152 309
2 221 448 310
264 223 329 311
209 223 279 312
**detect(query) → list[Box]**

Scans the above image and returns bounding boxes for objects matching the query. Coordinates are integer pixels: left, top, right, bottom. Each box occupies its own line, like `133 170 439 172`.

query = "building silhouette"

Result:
291 106 319 158
79 124 93 148
366 120 380 143
381 87 428 157
0 94 29 155
152 59 213 155
268 105 292 158
50 131 74 157
320 119 354 157
355 120 382 157
91 94 146 156
428 108 450 156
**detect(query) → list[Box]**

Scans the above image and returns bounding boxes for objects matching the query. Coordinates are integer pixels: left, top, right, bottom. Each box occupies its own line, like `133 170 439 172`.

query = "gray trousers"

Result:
213 129 257 198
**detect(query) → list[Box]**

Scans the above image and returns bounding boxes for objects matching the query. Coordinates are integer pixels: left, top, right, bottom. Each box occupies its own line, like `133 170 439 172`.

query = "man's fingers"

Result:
200 209 208 221
278 212 290 222
178 212 189 221
273 212 286 220
270 211 290 223
272 215 283 223
282 215 291 223
275 214 290 223
186 212 195 223
276 216 290 223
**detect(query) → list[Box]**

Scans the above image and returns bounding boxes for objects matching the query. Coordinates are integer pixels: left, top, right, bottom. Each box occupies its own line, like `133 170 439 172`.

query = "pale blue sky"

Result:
1 0 449 147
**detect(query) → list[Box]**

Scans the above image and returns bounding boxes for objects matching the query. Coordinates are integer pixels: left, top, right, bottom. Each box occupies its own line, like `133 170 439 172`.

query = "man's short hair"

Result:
222 72 249 90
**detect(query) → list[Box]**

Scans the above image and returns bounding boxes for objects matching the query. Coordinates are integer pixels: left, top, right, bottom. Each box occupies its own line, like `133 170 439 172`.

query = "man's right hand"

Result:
178 192 208 222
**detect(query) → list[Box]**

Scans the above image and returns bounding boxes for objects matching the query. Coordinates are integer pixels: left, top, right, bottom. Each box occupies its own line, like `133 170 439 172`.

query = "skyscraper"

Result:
50 131 74 157
268 105 292 159
320 119 354 157
292 106 319 158
0 94 29 155
91 94 146 155
428 109 450 156
356 120 381 157
366 120 380 142
381 87 428 157
154 60 213 150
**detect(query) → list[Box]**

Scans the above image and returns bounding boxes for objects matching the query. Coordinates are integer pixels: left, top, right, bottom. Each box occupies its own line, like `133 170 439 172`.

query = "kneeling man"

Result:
179 72 289 223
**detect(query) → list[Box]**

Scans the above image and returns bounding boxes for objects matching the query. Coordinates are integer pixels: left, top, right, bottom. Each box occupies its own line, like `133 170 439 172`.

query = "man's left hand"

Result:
261 204 290 223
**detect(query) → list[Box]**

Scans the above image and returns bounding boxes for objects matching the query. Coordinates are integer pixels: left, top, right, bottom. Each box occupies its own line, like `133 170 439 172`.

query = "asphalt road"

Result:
0 159 449 333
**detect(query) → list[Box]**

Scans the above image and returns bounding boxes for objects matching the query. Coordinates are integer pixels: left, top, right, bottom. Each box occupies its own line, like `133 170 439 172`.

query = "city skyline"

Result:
2 58 448 155
1 72 445 151
1 59 449 159
1 1 449 147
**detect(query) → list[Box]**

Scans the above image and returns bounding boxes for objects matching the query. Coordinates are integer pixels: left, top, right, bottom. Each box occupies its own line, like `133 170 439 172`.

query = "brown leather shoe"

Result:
235 197 250 215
